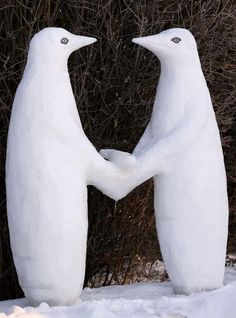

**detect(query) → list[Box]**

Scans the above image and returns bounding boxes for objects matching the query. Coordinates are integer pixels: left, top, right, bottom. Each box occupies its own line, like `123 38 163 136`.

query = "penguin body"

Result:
101 28 228 294
6 27 131 306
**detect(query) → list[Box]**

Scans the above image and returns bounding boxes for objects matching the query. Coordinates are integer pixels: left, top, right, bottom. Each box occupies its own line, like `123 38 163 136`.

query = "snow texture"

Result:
101 28 229 294
5 27 137 306
5 25 229 306
0 268 235 318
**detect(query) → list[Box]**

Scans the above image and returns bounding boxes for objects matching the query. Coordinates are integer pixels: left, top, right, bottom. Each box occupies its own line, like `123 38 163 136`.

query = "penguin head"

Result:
28 27 97 67
132 28 198 64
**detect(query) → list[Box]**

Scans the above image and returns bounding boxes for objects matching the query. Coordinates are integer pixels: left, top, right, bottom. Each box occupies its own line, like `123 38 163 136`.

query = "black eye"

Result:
171 37 181 44
61 37 69 45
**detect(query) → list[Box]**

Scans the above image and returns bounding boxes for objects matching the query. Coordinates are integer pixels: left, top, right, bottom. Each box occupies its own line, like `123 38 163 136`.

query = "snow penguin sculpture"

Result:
6 27 136 306
101 28 229 294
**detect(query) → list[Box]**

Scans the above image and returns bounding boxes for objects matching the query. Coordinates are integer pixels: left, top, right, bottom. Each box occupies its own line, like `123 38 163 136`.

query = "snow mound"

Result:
0 268 236 318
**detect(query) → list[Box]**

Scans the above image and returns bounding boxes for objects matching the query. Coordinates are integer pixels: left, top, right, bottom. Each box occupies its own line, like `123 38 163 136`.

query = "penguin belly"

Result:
154 141 228 294
6 135 88 306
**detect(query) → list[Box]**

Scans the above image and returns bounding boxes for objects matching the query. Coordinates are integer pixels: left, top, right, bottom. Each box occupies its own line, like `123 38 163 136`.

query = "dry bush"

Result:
0 0 235 299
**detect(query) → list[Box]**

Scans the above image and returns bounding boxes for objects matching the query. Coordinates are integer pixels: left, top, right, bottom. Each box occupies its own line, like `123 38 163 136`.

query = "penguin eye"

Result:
61 37 69 45
171 37 181 44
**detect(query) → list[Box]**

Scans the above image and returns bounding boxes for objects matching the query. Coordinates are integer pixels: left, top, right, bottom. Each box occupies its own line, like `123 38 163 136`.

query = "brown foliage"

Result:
0 0 235 299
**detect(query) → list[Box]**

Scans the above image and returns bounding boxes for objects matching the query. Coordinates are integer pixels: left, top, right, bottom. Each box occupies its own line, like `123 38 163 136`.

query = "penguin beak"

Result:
73 35 97 50
132 35 158 53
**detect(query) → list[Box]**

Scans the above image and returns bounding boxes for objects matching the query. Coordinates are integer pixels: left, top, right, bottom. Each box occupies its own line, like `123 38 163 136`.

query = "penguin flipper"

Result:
100 149 137 170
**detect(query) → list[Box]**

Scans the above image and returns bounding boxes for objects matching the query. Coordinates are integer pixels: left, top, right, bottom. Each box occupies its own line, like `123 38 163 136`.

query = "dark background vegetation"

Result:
0 0 235 299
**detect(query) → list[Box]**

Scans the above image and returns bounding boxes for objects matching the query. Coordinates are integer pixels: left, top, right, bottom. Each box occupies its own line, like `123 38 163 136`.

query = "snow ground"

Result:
0 267 236 318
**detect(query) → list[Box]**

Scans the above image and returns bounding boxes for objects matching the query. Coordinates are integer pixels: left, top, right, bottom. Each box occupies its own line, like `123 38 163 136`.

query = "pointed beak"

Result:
73 35 97 50
132 35 158 53
132 37 146 45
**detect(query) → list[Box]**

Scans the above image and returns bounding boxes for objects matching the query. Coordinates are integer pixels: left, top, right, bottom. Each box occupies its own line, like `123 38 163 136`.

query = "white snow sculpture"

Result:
5 27 135 306
101 28 229 294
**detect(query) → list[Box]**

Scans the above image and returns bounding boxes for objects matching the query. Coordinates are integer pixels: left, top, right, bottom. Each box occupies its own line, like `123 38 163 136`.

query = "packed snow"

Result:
0 267 235 318
5 26 230 309
101 28 229 295
6 27 139 306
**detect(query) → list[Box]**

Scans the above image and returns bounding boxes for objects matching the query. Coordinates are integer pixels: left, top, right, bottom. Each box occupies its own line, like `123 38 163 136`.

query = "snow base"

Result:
0 267 236 318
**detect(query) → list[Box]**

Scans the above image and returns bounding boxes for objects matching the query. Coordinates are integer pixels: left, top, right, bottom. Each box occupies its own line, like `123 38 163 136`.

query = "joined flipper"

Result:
100 149 137 170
